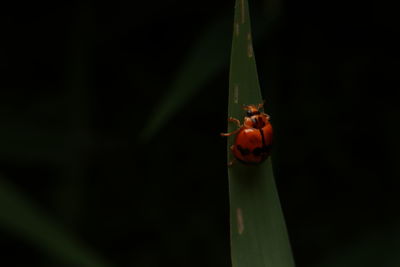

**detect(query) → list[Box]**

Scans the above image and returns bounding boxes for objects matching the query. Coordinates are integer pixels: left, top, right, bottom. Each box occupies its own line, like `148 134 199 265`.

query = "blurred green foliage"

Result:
0 176 109 267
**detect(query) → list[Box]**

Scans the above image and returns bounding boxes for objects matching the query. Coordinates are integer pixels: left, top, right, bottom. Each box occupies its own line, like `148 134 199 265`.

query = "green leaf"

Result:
226 1 295 267
0 176 110 267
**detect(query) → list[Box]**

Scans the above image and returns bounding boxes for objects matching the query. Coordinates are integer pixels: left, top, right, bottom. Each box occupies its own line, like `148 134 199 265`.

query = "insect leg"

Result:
228 117 241 128
220 117 242 136
220 128 241 137
257 100 265 110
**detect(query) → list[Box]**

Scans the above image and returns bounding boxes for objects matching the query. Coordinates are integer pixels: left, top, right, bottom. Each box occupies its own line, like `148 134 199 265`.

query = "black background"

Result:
2 0 400 266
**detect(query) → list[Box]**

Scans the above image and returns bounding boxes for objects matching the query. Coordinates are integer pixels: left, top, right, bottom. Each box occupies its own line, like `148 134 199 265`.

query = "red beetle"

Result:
221 103 273 166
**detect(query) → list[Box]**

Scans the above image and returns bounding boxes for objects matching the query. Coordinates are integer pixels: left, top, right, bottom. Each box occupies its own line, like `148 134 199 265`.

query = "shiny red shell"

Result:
231 106 273 164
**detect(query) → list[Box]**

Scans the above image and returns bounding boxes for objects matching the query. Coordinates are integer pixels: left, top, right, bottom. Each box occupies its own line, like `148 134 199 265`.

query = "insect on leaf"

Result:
226 1 295 267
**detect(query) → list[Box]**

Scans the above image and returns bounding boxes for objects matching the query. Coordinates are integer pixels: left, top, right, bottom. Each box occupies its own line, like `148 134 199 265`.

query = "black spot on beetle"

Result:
259 129 266 146
237 145 250 155
257 117 265 128
246 111 260 117
252 147 263 156
253 146 271 156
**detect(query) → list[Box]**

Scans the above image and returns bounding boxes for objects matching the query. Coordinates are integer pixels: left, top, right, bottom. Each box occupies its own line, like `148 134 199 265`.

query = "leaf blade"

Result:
227 1 295 266
0 176 110 267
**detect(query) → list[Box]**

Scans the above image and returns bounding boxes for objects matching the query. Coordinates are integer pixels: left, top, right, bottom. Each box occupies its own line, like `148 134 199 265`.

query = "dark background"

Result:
2 0 400 266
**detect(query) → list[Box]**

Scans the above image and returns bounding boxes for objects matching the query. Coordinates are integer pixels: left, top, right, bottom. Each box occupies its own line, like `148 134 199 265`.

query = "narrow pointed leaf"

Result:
0 176 110 267
227 1 295 267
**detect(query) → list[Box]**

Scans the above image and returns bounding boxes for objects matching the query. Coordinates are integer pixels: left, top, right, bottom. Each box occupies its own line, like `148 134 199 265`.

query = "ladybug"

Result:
221 102 273 166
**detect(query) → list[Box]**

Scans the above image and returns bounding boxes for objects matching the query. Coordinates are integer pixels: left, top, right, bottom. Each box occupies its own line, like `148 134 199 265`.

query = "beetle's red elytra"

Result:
221 102 272 166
